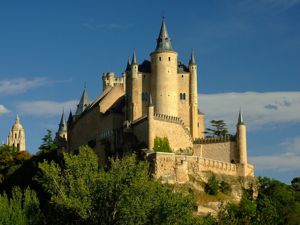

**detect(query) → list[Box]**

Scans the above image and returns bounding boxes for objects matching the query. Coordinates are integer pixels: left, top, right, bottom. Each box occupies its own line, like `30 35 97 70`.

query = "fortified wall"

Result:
149 152 254 184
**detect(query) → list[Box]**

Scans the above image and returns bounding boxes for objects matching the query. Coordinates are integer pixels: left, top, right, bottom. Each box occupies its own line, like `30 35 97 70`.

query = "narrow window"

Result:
180 93 183 100
183 93 186 100
168 57 171 61
159 57 161 61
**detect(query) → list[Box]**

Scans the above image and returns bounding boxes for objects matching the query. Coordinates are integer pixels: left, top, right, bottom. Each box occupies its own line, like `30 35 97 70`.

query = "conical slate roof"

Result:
58 110 67 132
189 50 196 65
238 109 244 124
155 17 173 51
75 86 90 115
125 56 131 71
67 110 73 125
131 50 137 65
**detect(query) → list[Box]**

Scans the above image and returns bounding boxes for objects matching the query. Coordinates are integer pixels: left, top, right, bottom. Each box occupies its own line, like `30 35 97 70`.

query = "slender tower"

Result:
148 95 154 150
189 51 199 138
237 109 248 176
130 50 142 121
150 17 178 117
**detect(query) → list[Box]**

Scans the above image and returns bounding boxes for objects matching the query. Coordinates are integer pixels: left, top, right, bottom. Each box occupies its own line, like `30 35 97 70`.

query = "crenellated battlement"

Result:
153 113 193 141
102 72 125 91
194 135 236 144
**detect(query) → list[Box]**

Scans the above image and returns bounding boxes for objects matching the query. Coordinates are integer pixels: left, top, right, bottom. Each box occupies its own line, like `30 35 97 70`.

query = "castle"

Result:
57 18 254 182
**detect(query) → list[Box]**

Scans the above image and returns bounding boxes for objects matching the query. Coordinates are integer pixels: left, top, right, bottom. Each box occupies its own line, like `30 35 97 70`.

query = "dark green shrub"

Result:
220 181 232 195
205 174 219 195
153 137 172 153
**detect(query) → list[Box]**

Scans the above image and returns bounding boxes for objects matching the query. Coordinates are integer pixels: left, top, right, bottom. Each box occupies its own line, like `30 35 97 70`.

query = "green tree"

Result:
153 136 172 152
205 120 229 137
205 174 219 195
0 187 43 225
38 129 58 154
37 146 200 225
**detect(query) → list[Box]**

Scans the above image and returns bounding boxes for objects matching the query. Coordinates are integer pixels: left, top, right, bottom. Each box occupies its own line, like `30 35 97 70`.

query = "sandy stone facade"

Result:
7 115 26 151
64 18 254 181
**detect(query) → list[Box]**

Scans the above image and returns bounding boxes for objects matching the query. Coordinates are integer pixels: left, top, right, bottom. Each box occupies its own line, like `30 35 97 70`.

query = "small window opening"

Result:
168 57 171 61
159 57 161 61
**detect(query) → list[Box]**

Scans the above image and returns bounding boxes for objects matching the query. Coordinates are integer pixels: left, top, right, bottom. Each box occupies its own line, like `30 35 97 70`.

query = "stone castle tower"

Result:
7 115 26 151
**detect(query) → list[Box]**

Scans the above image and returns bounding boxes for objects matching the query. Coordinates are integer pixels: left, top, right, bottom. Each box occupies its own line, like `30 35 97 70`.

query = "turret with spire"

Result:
56 110 68 141
75 85 90 116
130 49 141 121
150 17 179 117
236 109 248 176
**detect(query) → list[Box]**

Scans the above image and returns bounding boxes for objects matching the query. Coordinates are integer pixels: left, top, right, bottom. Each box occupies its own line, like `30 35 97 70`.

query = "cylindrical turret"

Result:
237 111 247 165
189 51 199 138
131 50 142 121
150 18 178 117
151 51 178 116
148 95 154 150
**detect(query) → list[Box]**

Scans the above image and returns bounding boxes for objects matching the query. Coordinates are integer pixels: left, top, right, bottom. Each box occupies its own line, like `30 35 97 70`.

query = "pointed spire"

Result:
189 50 196 65
75 85 90 115
131 50 137 65
125 56 131 71
155 17 173 51
238 108 244 125
58 110 67 132
15 115 20 124
67 110 73 125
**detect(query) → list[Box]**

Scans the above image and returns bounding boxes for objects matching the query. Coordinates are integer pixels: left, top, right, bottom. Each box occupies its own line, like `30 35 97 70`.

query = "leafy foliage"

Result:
219 181 232 195
37 146 204 225
205 120 229 137
205 174 219 195
153 136 172 152
0 187 43 225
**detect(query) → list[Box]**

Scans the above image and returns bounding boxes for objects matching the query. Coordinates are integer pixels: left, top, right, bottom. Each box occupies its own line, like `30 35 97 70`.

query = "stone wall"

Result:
150 114 193 151
132 117 148 145
194 141 238 163
150 152 253 184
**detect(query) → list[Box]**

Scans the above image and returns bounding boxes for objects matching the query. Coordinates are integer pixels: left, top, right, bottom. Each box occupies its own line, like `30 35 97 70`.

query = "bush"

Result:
220 181 232 195
153 137 172 153
205 174 219 195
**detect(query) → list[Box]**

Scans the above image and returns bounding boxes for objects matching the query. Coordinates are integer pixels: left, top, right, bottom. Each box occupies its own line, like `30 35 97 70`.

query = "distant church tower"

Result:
7 115 26 151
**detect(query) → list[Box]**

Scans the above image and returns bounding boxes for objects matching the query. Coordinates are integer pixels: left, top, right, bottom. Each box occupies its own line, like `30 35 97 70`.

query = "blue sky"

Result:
0 0 299 183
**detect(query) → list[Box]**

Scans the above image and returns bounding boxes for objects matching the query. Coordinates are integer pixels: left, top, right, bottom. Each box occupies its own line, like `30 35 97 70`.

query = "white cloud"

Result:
249 136 300 171
0 78 48 95
198 92 300 131
0 104 10 115
17 100 78 117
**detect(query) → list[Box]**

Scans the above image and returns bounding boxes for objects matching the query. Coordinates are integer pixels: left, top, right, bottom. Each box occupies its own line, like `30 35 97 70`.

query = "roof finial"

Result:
189 49 196 65
155 17 173 51
131 49 137 65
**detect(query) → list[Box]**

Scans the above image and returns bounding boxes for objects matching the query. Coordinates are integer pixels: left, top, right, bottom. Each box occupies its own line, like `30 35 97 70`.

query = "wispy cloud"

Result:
0 104 10 115
0 78 48 95
249 136 300 171
198 92 300 131
16 100 77 117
